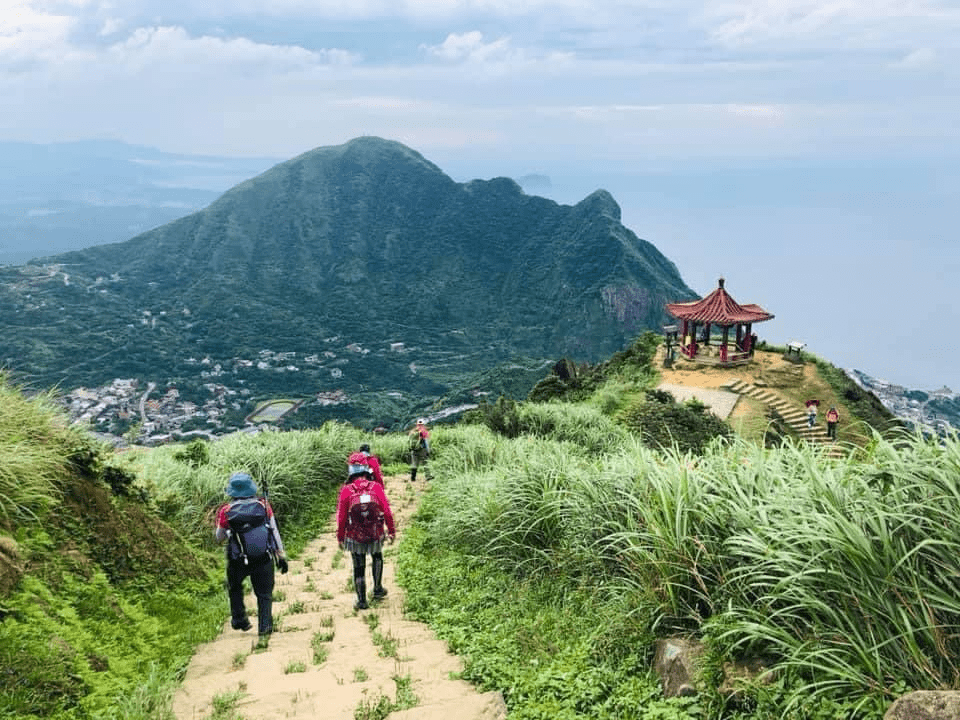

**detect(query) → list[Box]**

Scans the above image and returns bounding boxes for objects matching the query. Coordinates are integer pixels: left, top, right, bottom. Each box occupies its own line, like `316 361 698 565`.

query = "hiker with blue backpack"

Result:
214 472 288 637
336 453 396 610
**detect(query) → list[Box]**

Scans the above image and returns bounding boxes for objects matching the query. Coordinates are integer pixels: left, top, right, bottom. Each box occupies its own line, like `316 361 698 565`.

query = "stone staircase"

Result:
722 378 844 458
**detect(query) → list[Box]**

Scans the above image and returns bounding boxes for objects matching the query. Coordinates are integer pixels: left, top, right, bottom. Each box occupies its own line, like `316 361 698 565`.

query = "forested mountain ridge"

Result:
0 136 696 431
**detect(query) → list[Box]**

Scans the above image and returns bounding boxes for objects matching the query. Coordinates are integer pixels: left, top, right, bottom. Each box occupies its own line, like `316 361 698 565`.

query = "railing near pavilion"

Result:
677 338 752 365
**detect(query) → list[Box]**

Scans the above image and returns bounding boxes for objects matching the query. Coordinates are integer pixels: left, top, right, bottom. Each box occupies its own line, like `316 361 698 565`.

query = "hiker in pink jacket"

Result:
358 443 385 485
336 453 396 609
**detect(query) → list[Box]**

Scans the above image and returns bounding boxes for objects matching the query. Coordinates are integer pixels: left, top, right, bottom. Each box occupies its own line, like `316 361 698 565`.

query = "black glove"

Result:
277 557 289 574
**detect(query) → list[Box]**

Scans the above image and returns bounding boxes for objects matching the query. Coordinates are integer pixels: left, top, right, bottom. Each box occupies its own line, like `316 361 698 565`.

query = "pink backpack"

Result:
347 478 383 542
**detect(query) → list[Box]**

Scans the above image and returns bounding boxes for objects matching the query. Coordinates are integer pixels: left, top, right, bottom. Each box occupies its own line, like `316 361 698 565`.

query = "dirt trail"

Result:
173 473 506 720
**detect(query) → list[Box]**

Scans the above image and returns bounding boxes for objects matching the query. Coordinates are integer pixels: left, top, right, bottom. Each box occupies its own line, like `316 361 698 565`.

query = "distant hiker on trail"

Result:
408 417 430 482
826 406 840 440
214 472 288 638
336 453 396 610
806 399 819 428
358 443 385 486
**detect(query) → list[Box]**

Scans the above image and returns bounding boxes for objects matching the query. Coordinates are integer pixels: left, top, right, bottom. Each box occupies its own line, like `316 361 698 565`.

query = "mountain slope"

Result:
0 136 696 429
0 139 277 265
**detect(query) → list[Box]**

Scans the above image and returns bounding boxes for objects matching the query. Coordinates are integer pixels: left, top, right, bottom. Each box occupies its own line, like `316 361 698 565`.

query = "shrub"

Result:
172 438 210 468
527 332 659 403
619 396 733 455
462 396 523 438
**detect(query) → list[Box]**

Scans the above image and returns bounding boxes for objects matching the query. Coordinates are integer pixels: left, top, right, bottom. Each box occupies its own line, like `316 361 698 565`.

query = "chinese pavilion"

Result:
665 278 774 366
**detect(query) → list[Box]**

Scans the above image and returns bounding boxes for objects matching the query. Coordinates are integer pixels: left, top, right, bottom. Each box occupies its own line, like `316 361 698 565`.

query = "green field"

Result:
246 399 302 423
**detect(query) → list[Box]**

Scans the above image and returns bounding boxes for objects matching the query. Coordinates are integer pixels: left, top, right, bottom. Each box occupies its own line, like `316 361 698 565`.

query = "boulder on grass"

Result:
654 638 703 698
884 691 960 720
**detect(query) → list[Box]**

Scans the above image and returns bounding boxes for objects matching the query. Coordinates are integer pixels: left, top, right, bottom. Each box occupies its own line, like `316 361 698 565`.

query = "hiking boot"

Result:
354 576 367 610
372 587 388 599
232 618 253 631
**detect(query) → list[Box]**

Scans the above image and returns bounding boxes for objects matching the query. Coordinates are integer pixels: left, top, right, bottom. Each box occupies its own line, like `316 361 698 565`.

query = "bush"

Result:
462 396 523 438
527 332 659 403
462 399 628 456
619 396 733 455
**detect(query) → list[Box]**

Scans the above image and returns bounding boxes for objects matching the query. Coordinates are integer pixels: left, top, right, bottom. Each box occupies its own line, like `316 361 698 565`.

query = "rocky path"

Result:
173 474 506 720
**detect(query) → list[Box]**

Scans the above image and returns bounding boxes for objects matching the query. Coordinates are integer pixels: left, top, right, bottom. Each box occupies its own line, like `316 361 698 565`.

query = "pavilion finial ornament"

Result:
718 277 725 288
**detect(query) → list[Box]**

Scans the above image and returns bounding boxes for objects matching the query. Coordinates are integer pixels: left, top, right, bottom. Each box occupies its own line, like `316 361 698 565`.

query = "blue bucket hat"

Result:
226 472 258 498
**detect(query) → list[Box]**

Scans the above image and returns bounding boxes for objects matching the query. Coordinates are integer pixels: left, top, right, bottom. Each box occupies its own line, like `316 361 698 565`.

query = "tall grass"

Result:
410 421 960 713
464 398 630 455
599 432 960 710
112 422 407 547
0 373 89 525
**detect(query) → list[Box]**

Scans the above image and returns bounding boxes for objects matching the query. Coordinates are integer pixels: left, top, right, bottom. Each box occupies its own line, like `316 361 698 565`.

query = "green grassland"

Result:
2 336 956 720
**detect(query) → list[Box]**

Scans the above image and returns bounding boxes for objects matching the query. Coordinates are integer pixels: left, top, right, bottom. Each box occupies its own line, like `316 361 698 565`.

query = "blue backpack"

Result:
226 498 272 563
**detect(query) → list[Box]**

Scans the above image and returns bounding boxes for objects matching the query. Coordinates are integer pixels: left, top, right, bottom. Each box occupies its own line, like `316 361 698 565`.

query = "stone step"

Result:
722 382 845 456
723 379 750 393
780 411 808 422
764 400 795 414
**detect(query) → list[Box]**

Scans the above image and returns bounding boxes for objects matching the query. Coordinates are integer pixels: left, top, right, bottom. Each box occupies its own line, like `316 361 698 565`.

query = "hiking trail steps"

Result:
721 378 844 458
172 473 507 720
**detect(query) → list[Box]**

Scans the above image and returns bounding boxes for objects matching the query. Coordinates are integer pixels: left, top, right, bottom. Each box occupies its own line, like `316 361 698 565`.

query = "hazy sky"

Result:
4 0 960 391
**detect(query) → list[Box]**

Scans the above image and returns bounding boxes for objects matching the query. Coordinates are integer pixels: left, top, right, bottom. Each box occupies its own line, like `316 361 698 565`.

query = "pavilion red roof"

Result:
666 278 774 325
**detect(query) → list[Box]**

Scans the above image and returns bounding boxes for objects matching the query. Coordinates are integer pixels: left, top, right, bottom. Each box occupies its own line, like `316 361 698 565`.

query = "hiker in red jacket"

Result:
336 453 396 610
214 472 288 638
358 443 385 486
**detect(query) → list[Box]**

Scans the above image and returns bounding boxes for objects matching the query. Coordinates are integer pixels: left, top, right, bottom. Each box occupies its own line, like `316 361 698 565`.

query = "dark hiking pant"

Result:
352 551 385 603
226 555 274 634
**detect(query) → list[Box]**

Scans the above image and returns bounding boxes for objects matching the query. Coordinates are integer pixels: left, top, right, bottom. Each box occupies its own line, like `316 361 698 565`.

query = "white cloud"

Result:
1 0 957 164
201 0 643 21
724 103 784 124
422 31 515 63
892 47 936 68
704 0 960 47
0 3 78 64
104 26 356 70
99 17 125 36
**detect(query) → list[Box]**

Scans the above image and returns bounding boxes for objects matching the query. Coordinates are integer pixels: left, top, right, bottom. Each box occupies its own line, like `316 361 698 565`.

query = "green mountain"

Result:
0 136 696 431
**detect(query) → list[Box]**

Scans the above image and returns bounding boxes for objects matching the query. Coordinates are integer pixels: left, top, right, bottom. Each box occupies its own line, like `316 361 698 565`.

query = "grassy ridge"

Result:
2 341 953 720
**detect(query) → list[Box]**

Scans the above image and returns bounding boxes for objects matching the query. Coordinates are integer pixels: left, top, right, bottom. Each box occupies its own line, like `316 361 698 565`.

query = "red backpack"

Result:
347 478 383 542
